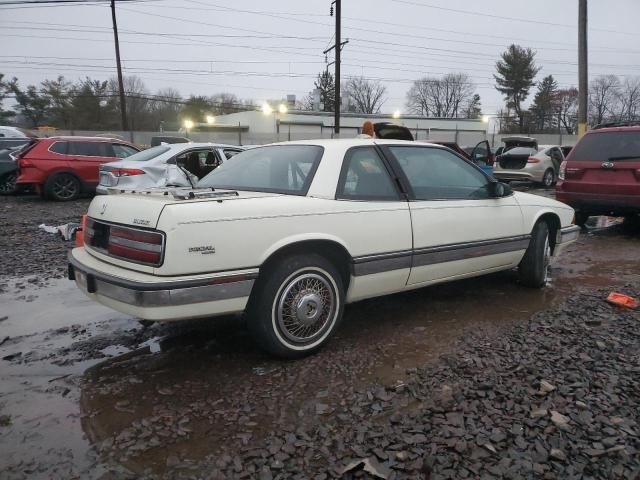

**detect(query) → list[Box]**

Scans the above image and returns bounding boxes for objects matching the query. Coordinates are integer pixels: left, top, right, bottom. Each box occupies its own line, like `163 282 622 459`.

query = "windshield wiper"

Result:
609 155 640 161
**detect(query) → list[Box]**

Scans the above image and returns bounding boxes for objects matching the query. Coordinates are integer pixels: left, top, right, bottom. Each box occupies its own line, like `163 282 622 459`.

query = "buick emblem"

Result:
100 202 107 215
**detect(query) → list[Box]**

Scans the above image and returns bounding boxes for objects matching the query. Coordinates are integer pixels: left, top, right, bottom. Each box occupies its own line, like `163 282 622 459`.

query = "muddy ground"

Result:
0 190 639 479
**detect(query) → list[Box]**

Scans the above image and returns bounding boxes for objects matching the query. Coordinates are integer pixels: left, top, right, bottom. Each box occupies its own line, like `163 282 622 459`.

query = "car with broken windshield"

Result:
69 139 579 358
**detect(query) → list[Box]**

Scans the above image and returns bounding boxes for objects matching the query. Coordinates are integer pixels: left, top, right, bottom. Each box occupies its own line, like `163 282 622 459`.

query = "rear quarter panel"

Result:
155 195 413 276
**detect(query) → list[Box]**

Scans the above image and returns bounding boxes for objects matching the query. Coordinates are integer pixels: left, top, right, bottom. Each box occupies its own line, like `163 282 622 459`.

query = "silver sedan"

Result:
96 143 245 194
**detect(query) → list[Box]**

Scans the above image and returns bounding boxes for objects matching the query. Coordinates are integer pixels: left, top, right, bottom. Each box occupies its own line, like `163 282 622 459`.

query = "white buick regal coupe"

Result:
69 139 580 357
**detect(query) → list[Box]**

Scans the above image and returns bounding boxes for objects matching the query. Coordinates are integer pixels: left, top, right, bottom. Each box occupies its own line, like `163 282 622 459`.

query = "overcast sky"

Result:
1 0 639 115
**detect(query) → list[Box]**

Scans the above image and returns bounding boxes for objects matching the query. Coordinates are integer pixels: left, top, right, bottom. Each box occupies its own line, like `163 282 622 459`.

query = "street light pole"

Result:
110 0 128 133
578 0 588 137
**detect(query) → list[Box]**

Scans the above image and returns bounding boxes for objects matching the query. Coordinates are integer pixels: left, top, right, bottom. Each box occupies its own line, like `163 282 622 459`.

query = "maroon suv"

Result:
556 123 640 226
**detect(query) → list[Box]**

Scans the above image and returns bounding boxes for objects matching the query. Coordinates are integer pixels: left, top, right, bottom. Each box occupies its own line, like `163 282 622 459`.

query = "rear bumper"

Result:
555 189 640 214
68 248 257 321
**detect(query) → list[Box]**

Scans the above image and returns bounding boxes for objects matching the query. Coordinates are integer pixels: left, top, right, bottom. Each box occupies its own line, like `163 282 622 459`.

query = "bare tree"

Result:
210 92 241 114
617 76 640 121
589 75 620 125
149 88 182 129
555 87 578 134
343 76 387 114
109 75 150 130
406 73 475 118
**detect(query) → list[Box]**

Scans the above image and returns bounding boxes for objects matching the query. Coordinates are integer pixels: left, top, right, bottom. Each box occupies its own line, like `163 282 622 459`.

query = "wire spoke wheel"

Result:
276 272 336 345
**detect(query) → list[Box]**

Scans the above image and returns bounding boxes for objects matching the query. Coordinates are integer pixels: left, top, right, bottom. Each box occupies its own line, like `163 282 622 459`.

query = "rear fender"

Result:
259 233 352 266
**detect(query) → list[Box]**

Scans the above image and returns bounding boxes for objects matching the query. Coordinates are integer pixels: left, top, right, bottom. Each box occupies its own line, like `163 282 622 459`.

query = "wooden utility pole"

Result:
334 0 341 135
577 0 588 137
111 0 128 132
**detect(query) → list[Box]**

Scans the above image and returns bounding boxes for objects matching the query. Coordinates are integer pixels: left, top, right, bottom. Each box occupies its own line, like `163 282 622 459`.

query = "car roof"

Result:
43 136 131 142
501 136 537 142
159 142 244 151
587 125 640 134
260 138 445 149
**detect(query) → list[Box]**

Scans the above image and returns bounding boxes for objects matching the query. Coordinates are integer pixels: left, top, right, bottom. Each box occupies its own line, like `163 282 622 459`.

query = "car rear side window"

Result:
50 141 69 154
571 131 640 161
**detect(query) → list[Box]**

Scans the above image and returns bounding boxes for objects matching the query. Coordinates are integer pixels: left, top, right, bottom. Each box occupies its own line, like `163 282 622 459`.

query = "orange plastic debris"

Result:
606 292 639 309
75 214 86 247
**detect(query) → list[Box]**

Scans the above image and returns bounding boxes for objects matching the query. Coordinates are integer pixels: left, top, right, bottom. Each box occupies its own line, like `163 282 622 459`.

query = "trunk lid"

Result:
84 189 281 272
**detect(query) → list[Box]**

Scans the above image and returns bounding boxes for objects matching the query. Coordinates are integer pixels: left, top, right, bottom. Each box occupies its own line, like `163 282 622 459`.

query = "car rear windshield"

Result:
197 145 323 195
120 145 171 162
571 131 640 161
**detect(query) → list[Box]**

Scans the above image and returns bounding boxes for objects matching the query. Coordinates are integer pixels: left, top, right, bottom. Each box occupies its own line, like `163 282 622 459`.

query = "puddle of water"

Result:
0 278 121 338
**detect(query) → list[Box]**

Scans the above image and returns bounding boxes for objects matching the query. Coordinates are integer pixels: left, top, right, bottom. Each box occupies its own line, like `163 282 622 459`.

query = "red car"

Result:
16 136 140 201
556 123 640 226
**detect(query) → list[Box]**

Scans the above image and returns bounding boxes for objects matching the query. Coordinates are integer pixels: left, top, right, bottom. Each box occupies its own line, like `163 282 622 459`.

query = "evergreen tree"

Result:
305 71 335 112
494 44 540 131
530 75 558 131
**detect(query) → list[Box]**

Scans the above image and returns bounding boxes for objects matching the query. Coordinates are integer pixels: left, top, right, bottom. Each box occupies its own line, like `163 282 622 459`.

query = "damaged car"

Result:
69 139 579 358
96 143 245 194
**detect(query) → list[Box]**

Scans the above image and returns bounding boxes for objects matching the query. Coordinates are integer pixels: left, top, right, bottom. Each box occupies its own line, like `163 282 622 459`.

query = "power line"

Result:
389 0 636 36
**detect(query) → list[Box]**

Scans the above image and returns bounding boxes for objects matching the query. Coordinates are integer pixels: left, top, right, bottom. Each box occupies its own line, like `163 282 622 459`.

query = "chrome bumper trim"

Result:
558 225 581 244
68 253 256 308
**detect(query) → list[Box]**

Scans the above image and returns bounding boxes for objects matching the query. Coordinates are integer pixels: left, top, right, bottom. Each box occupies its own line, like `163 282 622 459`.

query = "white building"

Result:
207 110 488 145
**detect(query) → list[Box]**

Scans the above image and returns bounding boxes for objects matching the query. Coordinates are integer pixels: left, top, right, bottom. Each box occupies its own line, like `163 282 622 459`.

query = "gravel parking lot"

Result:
1 191 640 479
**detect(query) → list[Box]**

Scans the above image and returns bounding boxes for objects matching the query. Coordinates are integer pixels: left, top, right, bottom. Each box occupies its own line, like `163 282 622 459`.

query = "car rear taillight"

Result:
635 169 640 181
558 161 567 180
85 217 164 266
19 158 35 168
108 226 163 265
112 168 145 177
527 157 540 164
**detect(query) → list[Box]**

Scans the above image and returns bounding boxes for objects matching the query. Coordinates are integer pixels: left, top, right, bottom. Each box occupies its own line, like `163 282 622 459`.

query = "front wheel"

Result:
518 221 551 288
246 254 345 358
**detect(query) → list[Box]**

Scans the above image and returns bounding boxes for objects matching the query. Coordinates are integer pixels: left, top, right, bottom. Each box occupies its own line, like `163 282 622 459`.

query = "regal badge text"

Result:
188 246 216 255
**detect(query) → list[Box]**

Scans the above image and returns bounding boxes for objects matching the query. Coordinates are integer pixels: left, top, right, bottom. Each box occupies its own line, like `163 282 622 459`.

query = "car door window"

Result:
112 143 138 158
388 146 490 200
68 141 113 157
337 147 399 200
176 149 211 179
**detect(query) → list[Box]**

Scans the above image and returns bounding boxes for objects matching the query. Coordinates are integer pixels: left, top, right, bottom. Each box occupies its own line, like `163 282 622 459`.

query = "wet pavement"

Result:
1 191 639 479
